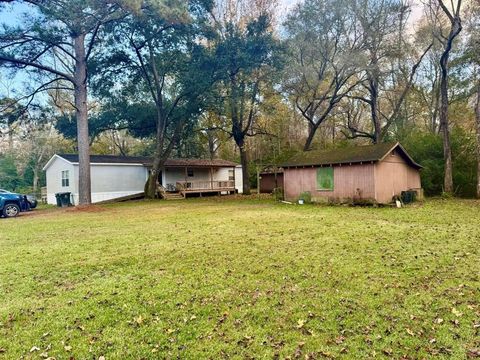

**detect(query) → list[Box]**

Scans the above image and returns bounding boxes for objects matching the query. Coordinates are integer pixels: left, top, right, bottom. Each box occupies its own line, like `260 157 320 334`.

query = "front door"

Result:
158 171 163 186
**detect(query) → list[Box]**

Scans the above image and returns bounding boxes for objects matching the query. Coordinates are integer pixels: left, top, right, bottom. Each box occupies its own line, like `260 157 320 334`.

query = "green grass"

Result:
0 198 479 359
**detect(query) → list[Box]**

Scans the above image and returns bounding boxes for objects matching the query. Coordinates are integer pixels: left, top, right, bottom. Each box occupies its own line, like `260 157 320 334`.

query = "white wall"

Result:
46 157 148 205
235 166 243 194
45 156 244 205
162 167 212 187
213 166 243 193
45 156 76 205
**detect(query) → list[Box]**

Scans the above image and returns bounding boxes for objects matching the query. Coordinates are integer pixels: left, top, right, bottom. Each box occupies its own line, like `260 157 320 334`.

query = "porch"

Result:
156 164 238 199
176 180 236 197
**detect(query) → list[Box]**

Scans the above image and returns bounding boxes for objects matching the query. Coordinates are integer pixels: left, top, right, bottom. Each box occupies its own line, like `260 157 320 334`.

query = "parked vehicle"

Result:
0 189 37 209
0 192 28 218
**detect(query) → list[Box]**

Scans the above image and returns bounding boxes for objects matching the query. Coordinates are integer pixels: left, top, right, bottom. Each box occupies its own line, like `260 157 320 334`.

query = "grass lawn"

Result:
0 198 479 359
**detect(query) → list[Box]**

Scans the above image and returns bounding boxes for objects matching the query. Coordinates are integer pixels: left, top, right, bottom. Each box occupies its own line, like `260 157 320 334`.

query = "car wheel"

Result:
3 203 20 218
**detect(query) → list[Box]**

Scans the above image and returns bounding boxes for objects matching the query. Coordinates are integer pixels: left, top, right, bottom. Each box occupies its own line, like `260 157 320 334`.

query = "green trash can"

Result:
55 192 73 207
401 190 416 204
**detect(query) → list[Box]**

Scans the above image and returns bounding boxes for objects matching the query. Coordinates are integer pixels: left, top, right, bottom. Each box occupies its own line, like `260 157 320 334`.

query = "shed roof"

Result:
47 154 238 169
281 142 422 169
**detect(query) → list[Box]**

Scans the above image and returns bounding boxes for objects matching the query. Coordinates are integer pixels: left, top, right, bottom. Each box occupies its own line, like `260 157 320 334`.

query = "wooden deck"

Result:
176 180 235 197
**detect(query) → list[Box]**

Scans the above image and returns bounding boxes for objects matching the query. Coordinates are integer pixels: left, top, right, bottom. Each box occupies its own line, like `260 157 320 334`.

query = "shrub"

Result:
298 191 312 203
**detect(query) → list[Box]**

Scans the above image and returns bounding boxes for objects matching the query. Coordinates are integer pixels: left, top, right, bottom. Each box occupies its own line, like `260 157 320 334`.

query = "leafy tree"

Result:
344 0 432 143
92 0 215 198
0 0 126 204
0 154 21 191
283 0 362 150
211 14 283 194
426 0 463 194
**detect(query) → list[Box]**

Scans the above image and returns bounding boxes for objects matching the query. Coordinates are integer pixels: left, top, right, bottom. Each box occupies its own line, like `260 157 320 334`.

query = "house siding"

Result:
374 151 421 203
45 155 243 204
45 156 76 205
45 158 148 205
283 163 376 202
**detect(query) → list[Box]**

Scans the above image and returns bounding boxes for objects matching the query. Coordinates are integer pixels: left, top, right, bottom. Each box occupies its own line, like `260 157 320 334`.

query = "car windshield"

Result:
0 189 12 193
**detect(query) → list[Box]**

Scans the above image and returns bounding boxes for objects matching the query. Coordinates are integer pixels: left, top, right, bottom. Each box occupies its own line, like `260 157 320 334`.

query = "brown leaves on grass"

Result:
467 348 480 358
65 205 106 213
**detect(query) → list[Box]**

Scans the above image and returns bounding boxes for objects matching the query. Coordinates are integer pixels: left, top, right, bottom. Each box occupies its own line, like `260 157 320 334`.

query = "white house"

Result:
43 154 243 205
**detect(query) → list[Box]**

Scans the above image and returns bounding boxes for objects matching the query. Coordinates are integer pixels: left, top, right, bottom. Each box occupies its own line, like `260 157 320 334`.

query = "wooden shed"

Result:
259 167 284 193
281 142 422 204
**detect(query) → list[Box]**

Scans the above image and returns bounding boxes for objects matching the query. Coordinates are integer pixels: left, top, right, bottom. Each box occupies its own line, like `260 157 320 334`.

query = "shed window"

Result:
187 168 194 177
228 169 235 181
61 170 70 187
316 167 333 190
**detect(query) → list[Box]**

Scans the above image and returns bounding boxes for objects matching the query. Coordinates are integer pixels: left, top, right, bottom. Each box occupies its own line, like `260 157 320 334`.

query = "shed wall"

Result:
374 152 421 203
283 163 376 202
259 173 284 193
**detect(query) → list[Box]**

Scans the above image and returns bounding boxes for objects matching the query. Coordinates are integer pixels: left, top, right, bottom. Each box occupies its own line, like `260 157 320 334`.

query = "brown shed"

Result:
259 167 284 193
281 142 422 204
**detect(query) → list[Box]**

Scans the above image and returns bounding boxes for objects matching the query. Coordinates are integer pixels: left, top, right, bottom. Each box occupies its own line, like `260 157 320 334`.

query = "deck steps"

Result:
162 192 185 200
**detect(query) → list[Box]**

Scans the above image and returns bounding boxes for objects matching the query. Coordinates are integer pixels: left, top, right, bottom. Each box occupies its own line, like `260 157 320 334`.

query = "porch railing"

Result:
176 180 235 192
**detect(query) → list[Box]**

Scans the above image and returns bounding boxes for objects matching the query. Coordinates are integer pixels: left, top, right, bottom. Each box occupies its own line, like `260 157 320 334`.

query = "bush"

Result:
298 191 312 203
272 187 284 201
402 129 476 197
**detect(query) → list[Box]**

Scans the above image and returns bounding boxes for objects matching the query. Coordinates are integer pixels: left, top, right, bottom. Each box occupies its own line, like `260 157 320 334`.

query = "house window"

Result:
316 167 333 190
228 169 235 181
61 170 70 187
187 168 194 177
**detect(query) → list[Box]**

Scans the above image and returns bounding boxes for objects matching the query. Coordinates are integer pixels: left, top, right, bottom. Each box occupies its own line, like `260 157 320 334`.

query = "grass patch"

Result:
0 198 479 358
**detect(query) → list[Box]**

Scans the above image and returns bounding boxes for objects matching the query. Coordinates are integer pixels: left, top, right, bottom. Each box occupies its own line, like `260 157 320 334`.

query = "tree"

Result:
0 154 21 191
92 0 214 198
283 0 362 150
0 97 28 151
464 0 480 197
345 0 431 143
212 14 282 194
0 0 125 204
428 0 463 194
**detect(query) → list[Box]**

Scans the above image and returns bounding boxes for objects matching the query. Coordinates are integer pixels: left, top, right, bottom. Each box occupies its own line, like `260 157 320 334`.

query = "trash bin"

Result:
401 190 416 204
55 192 72 207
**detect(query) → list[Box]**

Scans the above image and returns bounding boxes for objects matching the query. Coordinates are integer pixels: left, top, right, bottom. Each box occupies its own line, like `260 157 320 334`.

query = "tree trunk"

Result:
476 79 480 198
73 33 91 205
303 124 317 151
7 124 13 151
439 48 454 194
370 78 381 144
239 144 250 195
32 166 39 194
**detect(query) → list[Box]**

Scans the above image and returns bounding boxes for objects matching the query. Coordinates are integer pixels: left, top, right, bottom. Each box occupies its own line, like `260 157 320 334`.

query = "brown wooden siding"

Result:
374 152 421 203
259 173 284 193
283 163 376 202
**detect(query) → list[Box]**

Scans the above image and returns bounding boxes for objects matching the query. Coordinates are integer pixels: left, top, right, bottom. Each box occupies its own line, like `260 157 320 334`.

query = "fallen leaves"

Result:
296 319 305 329
467 348 480 358
451 308 463 317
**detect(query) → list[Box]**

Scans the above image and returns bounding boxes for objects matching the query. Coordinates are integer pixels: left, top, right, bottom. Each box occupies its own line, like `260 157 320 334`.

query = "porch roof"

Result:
56 154 238 168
